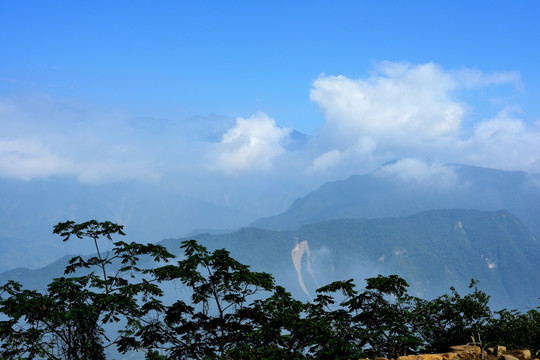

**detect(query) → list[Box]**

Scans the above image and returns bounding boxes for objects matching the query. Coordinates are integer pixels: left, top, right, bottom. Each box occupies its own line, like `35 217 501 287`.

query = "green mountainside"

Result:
181 209 539 309
4 209 537 310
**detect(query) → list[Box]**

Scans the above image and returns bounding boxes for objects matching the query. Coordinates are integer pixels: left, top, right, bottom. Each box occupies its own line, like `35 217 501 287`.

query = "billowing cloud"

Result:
457 109 540 171
209 112 292 175
310 62 464 151
1 61 538 191
308 61 538 173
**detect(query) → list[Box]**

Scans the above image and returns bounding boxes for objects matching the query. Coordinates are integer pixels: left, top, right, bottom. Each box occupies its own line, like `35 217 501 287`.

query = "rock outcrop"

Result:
392 345 538 360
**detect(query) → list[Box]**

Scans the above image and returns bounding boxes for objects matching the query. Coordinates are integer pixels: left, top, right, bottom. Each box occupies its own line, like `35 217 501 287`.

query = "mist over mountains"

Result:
182 163 540 309
186 208 540 310
2 208 538 310
1 162 539 310
0 177 255 271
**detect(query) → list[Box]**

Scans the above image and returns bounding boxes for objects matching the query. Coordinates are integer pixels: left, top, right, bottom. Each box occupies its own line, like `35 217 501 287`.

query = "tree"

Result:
146 240 275 359
415 279 492 353
342 275 423 359
0 277 107 360
293 275 421 360
484 307 540 351
2 220 538 359
0 220 175 360
300 279 364 360
230 285 306 360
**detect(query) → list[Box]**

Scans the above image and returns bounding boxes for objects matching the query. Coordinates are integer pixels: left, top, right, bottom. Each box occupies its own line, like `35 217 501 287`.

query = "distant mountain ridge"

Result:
251 163 540 238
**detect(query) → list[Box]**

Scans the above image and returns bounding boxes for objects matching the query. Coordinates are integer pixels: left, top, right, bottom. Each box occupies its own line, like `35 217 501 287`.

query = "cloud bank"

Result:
0 94 163 183
0 138 72 179
1 61 539 192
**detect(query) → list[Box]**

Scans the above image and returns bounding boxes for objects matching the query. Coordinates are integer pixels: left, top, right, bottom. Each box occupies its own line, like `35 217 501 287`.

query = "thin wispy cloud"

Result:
0 94 163 183
375 159 459 188
0 138 72 180
451 68 523 89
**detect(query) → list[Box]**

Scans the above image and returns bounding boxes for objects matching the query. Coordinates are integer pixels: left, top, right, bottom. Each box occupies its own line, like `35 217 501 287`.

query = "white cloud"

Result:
209 112 291 175
309 149 343 173
308 136 376 173
308 61 537 173
0 138 73 179
0 95 164 183
310 62 464 152
457 109 540 172
1 61 538 190
375 159 459 188
0 138 163 183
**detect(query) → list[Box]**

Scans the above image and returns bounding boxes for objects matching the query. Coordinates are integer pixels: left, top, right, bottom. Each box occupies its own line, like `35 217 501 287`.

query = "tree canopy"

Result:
0 220 538 359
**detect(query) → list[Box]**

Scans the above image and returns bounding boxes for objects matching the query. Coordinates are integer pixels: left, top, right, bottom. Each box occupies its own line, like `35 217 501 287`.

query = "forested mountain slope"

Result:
160 209 540 309
2 209 538 309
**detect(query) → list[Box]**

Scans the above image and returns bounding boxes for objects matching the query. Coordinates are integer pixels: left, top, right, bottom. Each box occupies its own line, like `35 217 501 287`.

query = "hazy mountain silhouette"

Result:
251 163 540 238
0 177 255 271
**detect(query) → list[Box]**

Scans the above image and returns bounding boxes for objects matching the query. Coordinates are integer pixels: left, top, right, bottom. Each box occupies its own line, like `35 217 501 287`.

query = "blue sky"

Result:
1 1 540 191
2 1 539 132
2 1 540 269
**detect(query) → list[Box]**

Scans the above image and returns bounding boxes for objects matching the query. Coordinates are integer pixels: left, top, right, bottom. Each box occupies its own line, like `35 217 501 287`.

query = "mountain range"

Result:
180 208 539 309
252 163 540 238
1 163 539 310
